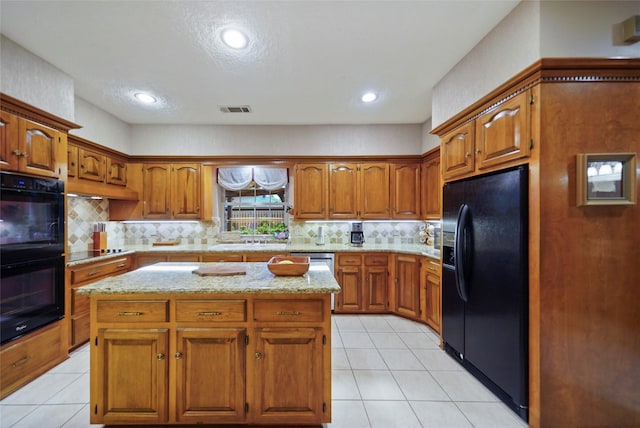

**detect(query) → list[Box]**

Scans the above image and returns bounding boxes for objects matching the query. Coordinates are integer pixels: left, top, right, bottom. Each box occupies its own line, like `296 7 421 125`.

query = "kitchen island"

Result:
77 262 340 426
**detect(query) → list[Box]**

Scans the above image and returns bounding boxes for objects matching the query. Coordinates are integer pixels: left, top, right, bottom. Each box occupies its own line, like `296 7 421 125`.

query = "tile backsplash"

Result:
67 198 218 252
68 197 439 252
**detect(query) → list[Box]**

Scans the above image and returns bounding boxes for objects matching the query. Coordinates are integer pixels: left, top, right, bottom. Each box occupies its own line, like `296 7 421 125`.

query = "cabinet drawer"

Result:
0 323 61 390
364 254 388 266
424 259 441 275
72 289 90 315
70 256 132 285
96 300 169 323
176 300 246 322
253 299 325 323
337 254 362 266
201 253 243 262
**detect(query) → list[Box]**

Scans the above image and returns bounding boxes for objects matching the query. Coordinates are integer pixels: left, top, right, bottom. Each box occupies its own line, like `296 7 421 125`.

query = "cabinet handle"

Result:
255 352 262 360
465 152 471 158
175 352 183 359
197 311 221 316
117 263 127 268
156 353 165 361
275 311 300 316
427 267 437 272
117 311 142 316
12 149 21 156
87 270 101 276
12 355 32 368
475 149 482 154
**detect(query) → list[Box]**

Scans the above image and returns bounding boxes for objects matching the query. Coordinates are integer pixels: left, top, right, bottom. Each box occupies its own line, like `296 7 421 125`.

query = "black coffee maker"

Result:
350 222 364 246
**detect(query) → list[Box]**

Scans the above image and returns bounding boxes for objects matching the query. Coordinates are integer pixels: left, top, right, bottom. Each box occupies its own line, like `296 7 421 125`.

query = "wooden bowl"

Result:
267 256 310 276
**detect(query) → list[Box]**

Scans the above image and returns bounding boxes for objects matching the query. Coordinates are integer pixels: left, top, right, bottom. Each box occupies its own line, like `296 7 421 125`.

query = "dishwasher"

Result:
291 252 335 310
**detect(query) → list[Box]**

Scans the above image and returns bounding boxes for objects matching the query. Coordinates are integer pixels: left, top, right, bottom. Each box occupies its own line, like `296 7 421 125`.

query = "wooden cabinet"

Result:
420 257 441 333
0 116 66 178
90 294 331 425
175 327 246 423
94 327 169 424
390 163 420 219
392 254 421 319
201 253 244 263
106 157 127 186
441 91 531 181
143 163 201 219
335 253 388 313
294 163 328 219
77 147 106 182
67 255 132 349
421 148 441 220
0 322 68 399
135 251 285 268
329 163 389 219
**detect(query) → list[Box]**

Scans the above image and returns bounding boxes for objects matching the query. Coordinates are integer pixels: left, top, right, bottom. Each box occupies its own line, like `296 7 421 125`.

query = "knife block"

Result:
93 232 108 253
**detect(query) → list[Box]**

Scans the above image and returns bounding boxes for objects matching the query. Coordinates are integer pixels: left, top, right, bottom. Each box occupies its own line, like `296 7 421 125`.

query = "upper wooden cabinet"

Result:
329 162 389 219
390 163 420 219
441 90 532 181
0 114 66 178
143 163 201 219
77 147 106 182
106 157 127 186
421 148 441 220
294 163 328 219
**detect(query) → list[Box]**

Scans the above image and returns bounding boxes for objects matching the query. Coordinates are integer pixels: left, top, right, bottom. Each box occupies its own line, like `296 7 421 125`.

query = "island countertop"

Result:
76 262 341 295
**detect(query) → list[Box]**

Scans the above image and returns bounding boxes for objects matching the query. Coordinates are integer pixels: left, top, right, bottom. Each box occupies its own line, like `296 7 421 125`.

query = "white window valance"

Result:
217 167 288 191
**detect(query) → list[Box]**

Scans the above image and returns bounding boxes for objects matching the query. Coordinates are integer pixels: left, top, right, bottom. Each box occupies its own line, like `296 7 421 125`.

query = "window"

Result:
218 167 289 240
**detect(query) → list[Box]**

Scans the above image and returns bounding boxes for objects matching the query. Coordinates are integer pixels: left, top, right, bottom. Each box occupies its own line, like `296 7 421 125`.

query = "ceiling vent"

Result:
219 105 252 113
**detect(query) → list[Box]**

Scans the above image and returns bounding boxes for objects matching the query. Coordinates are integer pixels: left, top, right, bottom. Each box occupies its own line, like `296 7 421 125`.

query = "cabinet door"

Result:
364 265 388 312
329 163 358 219
422 152 441 219
78 148 106 182
136 254 169 268
175 328 246 423
0 111 19 171
359 163 390 219
421 259 441 333
67 144 78 178
19 119 63 178
441 122 475 180
143 164 171 218
294 163 328 219
172 163 201 219
390 163 420 219
394 254 421 319
475 91 531 170
251 328 324 425
93 328 169 424
335 266 362 312
106 157 127 186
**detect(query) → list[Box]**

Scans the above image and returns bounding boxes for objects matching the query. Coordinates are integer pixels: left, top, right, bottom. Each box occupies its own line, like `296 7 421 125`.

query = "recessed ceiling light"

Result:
361 92 377 103
134 92 157 104
222 29 248 49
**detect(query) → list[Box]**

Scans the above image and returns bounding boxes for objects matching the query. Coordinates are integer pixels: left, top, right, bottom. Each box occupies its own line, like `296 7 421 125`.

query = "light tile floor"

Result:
0 314 528 427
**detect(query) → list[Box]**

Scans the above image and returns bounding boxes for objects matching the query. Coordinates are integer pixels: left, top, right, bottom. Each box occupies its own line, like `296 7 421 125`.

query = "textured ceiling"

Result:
0 1 519 125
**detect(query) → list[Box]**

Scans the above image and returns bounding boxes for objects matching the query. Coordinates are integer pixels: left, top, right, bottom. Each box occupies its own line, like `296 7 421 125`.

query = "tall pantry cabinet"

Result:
431 58 640 428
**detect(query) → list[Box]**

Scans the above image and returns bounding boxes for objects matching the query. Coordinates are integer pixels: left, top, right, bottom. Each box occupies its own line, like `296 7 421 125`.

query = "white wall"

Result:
421 118 440 153
431 1 640 129
0 35 75 121
540 1 640 57
431 1 540 128
130 123 423 156
72 97 132 153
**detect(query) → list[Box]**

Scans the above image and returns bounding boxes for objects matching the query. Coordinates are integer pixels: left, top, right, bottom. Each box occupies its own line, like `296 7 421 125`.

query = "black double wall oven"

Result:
1 172 65 344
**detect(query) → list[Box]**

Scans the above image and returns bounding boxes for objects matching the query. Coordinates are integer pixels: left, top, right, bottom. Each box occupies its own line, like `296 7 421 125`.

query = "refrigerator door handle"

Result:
454 204 471 302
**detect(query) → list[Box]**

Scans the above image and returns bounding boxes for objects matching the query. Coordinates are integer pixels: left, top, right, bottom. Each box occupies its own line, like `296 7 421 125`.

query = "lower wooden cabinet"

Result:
89 294 331 425
0 322 68 399
392 254 421 320
136 252 286 268
420 257 442 333
334 253 388 313
66 255 132 349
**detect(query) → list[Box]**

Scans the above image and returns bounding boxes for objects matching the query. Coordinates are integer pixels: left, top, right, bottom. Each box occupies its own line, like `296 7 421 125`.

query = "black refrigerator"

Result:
441 165 528 422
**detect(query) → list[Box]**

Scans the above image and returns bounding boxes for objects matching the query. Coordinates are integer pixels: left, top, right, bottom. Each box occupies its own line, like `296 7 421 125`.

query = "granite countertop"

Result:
76 262 341 295
67 242 440 267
